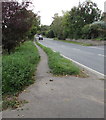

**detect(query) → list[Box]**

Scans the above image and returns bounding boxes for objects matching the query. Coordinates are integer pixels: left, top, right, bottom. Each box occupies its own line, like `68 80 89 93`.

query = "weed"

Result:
2 41 40 95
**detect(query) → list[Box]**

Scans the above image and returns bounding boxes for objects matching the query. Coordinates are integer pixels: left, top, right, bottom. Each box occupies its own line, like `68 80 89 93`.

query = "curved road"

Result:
39 38 104 75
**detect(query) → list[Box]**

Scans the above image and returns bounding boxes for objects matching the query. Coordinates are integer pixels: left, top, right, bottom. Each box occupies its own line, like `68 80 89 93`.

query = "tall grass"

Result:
3 41 40 95
37 42 81 76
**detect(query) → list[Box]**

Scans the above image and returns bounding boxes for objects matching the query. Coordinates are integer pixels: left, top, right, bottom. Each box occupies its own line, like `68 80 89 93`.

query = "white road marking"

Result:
70 48 94 55
37 42 104 78
72 48 80 51
61 54 104 78
90 47 104 50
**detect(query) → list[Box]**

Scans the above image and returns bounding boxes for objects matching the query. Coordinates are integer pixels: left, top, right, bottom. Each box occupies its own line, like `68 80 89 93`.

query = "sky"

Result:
31 0 106 25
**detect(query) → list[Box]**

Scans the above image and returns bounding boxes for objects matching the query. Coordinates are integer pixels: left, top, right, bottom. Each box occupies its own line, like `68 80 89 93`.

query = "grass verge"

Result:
54 39 93 46
37 42 86 77
2 41 40 110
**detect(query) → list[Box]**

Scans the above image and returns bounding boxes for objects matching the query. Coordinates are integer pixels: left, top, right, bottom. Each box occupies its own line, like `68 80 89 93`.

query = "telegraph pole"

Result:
104 1 106 22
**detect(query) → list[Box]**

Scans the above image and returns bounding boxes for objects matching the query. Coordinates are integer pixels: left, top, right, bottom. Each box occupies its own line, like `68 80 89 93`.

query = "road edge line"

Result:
37 41 104 79
61 54 104 78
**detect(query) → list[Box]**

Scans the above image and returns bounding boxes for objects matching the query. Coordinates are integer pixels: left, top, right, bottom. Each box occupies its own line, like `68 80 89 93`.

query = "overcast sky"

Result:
32 0 106 25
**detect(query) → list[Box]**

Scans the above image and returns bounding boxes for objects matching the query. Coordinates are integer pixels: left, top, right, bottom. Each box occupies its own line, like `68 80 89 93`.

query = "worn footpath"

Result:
3 43 104 118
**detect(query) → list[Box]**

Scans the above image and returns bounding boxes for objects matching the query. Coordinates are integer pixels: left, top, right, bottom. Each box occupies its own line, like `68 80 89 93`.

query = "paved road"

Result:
39 38 104 75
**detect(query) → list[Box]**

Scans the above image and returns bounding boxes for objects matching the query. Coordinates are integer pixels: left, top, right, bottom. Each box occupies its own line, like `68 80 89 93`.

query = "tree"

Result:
40 25 50 36
82 21 106 39
27 11 40 39
61 11 70 39
2 2 38 53
79 1 101 24
47 0 102 40
46 29 55 38
51 13 65 39
63 0 102 39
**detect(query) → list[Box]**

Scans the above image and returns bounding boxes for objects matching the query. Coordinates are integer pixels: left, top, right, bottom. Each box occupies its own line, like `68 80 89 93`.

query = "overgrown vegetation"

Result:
2 2 40 53
42 0 105 41
82 21 106 40
37 42 86 77
2 41 40 109
3 41 40 94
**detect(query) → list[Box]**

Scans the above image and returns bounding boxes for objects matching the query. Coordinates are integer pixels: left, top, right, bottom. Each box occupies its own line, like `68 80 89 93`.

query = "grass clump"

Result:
37 42 81 76
54 39 92 46
3 41 40 95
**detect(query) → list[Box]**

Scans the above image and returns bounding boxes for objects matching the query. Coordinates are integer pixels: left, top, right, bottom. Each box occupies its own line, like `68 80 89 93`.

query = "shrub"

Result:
2 41 40 95
82 24 91 39
46 30 55 38
82 21 106 39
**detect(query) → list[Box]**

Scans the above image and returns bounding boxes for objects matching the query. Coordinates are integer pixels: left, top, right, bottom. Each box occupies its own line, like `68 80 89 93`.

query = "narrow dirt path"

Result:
3 43 104 118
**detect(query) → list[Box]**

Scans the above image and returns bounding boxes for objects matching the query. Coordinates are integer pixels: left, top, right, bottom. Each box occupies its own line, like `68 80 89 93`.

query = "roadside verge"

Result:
2 41 40 110
36 42 87 77
37 41 104 79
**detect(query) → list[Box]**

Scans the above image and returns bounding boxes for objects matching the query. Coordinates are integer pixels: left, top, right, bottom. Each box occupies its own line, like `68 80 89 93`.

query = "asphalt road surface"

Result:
39 38 104 75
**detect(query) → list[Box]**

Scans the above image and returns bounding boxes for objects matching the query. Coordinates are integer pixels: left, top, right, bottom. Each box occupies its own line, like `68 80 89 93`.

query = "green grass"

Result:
2 41 40 109
54 39 93 46
2 95 28 110
37 42 85 76
94 37 106 41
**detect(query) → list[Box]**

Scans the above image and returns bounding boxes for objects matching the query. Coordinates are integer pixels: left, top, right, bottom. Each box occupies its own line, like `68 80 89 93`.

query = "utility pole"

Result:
78 0 81 7
104 1 106 12
104 1 106 22
79 0 81 5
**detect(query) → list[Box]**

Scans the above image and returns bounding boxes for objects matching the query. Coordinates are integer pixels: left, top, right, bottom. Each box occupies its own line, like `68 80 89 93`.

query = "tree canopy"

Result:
2 1 40 53
45 0 102 40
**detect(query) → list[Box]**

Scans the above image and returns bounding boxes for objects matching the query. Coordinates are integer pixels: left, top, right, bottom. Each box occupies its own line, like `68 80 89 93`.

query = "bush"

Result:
82 24 91 39
2 41 40 95
82 21 106 40
45 30 55 38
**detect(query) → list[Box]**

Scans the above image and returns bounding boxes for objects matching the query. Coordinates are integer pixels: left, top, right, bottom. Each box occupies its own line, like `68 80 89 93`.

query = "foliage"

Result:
48 0 102 40
82 24 91 39
54 39 92 46
2 41 40 95
65 1 101 39
46 29 55 38
92 21 106 40
51 13 65 40
2 2 39 53
82 21 106 39
40 25 50 36
92 21 106 29
79 1 101 24
27 13 40 39
37 42 81 76
2 95 27 110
